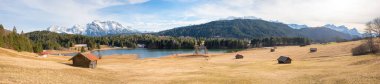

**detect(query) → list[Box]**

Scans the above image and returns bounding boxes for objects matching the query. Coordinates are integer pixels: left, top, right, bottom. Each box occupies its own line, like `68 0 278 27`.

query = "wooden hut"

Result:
277 56 292 64
235 54 244 59
69 53 99 69
310 48 317 52
270 48 275 52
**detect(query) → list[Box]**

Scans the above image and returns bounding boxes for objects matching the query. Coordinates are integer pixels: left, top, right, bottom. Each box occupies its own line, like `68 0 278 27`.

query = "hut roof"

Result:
277 56 290 62
69 53 99 61
236 54 243 56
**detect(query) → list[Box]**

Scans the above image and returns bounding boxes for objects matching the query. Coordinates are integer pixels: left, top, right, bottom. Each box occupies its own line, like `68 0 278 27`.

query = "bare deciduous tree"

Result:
364 17 380 53
366 18 380 37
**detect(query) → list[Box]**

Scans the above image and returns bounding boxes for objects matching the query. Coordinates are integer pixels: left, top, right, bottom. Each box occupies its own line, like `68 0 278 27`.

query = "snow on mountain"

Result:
287 23 362 37
323 24 362 37
47 20 140 36
287 24 309 29
222 16 261 20
46 25 68 33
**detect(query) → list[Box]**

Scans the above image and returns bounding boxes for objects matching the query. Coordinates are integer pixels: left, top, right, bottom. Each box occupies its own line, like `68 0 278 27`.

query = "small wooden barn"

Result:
270 48 275 52
310 48 317 52
235 54 244 59
277 56 292 64
69 53 99 69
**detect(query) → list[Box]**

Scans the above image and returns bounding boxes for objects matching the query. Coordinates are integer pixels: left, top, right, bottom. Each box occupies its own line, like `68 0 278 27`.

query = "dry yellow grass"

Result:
0 41 379 84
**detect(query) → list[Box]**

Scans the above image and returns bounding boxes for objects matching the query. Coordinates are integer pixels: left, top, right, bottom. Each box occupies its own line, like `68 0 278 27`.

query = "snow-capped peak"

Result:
323 24 362 37
47 25 69 33
287 24 309 29
286 23 362 37
47 20 140 36
222 16 261 20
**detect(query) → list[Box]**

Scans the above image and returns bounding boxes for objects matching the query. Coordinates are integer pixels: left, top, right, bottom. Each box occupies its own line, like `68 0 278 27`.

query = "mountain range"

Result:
47 19 362 42
47 20 139 36
287 24 361 37
322 24 362 37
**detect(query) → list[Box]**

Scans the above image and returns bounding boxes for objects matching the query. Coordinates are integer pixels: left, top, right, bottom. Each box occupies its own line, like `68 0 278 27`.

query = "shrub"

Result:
351 43 379 56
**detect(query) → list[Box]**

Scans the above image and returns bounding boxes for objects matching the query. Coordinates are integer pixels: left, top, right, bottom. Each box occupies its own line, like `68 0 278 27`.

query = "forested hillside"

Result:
25 31 249 50
0 25 34 52
298 27 354 42
158 19 298 38
158 19 354 42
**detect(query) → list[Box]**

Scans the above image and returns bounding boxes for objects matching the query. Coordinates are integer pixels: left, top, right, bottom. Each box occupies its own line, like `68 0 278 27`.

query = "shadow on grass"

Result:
60 62 90 68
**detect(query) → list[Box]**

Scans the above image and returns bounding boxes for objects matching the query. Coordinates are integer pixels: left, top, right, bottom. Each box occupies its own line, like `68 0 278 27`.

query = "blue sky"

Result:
0 0 379 32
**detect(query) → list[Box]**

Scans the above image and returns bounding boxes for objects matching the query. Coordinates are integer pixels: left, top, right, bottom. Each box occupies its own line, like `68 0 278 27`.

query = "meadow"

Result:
0 41 379 84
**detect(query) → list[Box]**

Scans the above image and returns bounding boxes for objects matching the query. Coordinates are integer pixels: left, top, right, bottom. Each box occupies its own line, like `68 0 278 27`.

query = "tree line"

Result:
0 25 34 52
250 37 311 47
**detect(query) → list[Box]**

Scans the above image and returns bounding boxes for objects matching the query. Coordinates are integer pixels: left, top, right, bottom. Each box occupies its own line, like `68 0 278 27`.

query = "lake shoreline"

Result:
46 47 131 55
50 48 233 59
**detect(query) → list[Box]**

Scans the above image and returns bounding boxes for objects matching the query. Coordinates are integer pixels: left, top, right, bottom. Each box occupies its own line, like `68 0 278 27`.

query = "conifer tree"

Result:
33 41 43 53
0 24 3 47
12 26 17 33
0 24 4 35
96 43 100 49
81 47 85 52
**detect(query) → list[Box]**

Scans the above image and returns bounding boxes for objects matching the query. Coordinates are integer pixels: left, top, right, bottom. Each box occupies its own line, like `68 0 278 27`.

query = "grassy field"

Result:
0 41 379 84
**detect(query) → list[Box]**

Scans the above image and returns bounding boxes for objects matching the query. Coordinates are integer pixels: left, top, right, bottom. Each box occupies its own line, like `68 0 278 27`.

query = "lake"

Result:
62 48 232 58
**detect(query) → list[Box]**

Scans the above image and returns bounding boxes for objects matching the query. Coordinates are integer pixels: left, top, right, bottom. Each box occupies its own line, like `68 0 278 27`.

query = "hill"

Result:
299 27 354 42
158 19 354 42
158 19 298 38
287 23 362 37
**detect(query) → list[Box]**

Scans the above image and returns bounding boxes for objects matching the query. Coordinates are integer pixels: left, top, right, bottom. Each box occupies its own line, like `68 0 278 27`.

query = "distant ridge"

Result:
322 24 362 37
287 23 362 37
158 19 354 42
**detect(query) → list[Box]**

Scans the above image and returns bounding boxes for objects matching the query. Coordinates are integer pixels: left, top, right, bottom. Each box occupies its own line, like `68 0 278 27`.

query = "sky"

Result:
0 0 379 32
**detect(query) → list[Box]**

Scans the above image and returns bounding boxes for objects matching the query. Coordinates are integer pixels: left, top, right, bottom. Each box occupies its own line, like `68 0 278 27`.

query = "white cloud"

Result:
128 0 150 4
128 19 210 32
0 0 149 32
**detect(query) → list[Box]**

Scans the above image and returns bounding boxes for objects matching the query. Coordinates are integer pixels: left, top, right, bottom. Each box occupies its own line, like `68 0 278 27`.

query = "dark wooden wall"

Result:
72 54 91 67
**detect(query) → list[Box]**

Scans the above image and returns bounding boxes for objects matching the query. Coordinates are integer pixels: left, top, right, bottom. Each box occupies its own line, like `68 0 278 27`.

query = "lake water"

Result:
62 48 231 59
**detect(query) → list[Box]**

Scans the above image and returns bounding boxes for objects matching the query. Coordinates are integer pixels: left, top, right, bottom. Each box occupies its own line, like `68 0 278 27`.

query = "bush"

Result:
351 43 379 56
